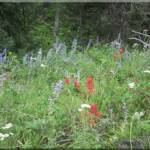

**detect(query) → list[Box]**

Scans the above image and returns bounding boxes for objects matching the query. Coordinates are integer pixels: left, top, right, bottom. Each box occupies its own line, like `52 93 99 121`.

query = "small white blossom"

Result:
31 57 36 60
0 133 9 141
81 104 91 109
38 49 42 55
40 64 46 68
143 70 150 74
132 43 139 48
78 108 83 112
133 112 144 120
2 123 13 129
128 82 135 89
78 103 91 112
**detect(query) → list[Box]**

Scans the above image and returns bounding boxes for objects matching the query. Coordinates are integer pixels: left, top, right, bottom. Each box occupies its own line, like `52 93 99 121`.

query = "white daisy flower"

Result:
80 104 91 109
132 43 139 48
143 70 150 74
38 49 42 55
40 64 46 68
2 123 13 129
0 133 9 141
133 112 144 120
128 82 135 89
78 108 83 112
31 57 36 60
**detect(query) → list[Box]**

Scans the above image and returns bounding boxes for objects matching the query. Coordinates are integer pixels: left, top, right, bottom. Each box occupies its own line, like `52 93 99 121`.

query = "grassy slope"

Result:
0 45 150 148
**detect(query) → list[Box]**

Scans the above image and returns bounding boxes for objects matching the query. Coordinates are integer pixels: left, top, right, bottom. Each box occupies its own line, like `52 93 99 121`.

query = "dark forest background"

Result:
0 3 150 54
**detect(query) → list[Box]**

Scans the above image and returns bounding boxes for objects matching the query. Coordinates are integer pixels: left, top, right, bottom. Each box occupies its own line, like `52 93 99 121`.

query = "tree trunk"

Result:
53 4 60 43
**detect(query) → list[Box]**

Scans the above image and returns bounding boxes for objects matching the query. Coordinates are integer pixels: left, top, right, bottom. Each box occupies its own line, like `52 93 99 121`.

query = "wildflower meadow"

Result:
0 43 149 149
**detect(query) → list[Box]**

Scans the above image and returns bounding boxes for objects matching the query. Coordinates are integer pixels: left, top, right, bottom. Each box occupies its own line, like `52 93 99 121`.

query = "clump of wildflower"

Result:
2 123 13 129
40 64 46 68
0 133 9 141
64 77 70 85
38 48 42 55
128 82 135 89
36 48 43 63
31 57 36 61
0 132 14 141
132 112 144 120
89 103 102 118
64 70 71 85
0 48 7 63
87 104 102 126
78 103 91 112
0 53 3 63
132 43 139 48
119 47 125 58
81 104 91 109
0 123 14 141
74 79 80 90
78 103 102 127
53 80 63 96
143 70 150 74
48 80 63 115
86 76 96 93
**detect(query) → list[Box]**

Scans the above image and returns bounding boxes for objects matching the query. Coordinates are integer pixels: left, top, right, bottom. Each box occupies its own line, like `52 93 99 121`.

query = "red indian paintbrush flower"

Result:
95 111 102 118
90 103 102 118
119 47 125 57
81 103 102 127
86 76 96 93
74 79 80 90
65 77 70 84
90 103 98 114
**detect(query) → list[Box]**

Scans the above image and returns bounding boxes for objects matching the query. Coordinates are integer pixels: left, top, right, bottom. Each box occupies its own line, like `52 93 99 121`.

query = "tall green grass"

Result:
0 44 150 148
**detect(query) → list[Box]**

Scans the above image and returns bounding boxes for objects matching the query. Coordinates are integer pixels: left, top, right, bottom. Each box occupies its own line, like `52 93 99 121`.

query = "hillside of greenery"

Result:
0 2 150 149
0 44 150 149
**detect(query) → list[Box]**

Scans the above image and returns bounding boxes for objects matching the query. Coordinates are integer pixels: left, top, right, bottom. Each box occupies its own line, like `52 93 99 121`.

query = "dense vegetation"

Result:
0 44 150 148
1 3 150 53
0 2 150 149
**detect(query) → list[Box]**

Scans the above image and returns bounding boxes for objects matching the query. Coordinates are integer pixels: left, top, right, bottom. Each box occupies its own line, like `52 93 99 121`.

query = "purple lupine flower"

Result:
2 48 7 55
0 53 3 63
53 80 63 96
2 48 7 61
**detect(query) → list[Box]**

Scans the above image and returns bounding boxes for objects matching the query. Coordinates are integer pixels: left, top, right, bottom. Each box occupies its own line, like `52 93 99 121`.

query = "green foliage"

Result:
0 45 149 148
0 29 14 49
1 3 150 53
